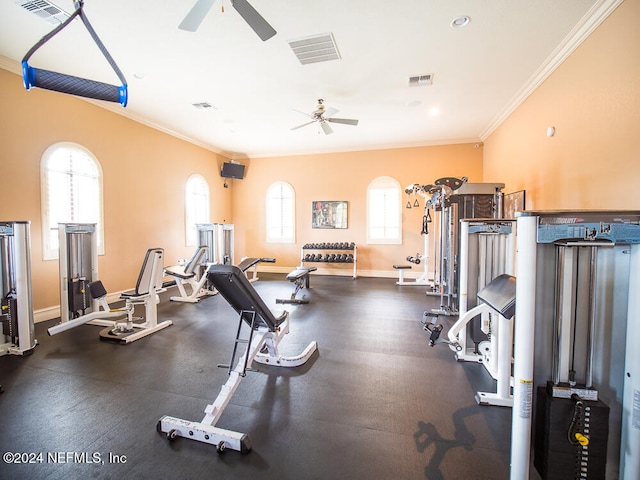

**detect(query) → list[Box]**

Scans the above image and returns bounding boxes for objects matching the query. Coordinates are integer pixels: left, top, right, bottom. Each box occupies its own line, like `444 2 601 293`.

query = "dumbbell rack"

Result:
301 242 357 279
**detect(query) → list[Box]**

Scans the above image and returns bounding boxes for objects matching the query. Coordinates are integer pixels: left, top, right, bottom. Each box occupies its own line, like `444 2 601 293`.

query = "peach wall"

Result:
483 0 640 210
232 144 484 275
0 67 231 312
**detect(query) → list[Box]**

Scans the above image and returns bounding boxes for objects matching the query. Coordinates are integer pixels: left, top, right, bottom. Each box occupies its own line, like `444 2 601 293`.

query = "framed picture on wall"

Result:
312 201 348 229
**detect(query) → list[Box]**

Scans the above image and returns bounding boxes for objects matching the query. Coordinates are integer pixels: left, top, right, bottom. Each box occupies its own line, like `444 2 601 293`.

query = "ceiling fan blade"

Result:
323 106 339 118
232 0 277 41
179 0 217 32
326 117 359 126
293 109 314 119
321 122 334 135
291 121 315 131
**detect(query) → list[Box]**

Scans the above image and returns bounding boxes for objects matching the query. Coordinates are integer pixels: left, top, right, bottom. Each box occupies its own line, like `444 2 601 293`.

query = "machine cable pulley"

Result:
21 0 128 106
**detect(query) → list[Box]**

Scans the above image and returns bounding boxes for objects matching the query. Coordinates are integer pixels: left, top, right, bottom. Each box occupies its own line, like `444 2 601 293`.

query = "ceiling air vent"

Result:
288 33 341 65
192 102 215 110
408 74 433 87
15 0 70 25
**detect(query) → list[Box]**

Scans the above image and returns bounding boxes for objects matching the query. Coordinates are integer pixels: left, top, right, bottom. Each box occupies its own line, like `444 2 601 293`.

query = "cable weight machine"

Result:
59 223 100 323
511 210 640 480
419 179 505 318
0 221 37 356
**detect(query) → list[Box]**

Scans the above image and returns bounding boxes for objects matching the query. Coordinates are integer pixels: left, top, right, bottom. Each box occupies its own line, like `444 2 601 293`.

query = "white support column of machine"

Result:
621 243 640 480
510 213 537 480
0 221 37 356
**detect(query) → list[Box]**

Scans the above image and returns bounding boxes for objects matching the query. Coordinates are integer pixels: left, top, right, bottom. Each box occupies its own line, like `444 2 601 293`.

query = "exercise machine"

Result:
57 223 115 328
0 221 37 356
196 223 234 266
48 248 173 344
397 183 436 286
158 264 318 453
236 256 276 283
165 246 216 303
511 210 640 480
276 266 317 304
446 273 516 407
426 179 505 317
443 219 516 371
21 0 127 106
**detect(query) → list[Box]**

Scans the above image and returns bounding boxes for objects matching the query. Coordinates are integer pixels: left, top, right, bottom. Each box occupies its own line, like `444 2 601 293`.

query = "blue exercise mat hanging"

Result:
21 0 128 107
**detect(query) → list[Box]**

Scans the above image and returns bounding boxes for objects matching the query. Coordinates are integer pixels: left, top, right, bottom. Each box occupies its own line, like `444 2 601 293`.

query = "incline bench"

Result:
157 264 318 453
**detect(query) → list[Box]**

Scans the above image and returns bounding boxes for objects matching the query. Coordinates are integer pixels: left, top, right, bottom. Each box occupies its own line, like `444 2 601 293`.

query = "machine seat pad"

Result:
164 265 195 280
477 274 517 319
236 257 275 272
393 265 412 270
286 266 317 281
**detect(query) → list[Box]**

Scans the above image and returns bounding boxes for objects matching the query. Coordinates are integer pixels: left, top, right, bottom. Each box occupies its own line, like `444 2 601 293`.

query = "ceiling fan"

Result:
179 0 277 41
291 99 359 135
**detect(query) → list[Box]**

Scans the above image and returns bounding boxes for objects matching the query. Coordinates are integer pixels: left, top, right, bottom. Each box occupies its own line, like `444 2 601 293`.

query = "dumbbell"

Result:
406 255 421 264
304 254 312 261
346 254 353 262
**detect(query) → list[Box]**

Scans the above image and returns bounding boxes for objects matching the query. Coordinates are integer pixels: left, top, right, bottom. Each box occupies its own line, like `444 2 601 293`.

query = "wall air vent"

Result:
288 33 341 65
15 0 70 25
408 74 433 87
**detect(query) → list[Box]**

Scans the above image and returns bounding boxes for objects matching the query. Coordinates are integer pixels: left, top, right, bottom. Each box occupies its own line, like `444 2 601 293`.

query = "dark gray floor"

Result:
0 274 512 479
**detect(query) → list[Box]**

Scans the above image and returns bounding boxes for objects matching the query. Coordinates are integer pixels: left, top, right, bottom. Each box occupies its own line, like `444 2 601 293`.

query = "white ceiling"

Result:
0 0 617 158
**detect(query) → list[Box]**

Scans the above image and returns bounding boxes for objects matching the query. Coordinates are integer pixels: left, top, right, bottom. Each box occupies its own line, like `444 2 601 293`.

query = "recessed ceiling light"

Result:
406 100 422 108
429 107 440 116
451 15 470 28
133 72 145 80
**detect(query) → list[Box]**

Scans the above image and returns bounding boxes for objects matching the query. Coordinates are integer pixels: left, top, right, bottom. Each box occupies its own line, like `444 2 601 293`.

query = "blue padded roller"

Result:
22 63 127 106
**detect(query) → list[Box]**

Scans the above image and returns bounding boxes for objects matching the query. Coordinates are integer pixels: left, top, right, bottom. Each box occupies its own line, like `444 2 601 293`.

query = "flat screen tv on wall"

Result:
220 162 245 179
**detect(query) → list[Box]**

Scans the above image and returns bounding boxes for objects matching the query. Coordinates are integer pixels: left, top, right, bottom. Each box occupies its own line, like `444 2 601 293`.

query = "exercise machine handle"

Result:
22 64 127 106
21 0 128 107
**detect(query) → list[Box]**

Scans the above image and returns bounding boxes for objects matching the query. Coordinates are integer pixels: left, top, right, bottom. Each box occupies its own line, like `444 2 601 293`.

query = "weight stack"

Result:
534 386 609 480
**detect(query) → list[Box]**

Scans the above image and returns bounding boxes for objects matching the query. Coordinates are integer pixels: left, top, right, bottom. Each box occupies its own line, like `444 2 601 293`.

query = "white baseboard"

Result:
258 265 430 280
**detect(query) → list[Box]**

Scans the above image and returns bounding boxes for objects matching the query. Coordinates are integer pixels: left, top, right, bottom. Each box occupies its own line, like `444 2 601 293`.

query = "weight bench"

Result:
393 264 412 284
446 273 516 407
165 245 216 303
276 266 317 304
48 248 173 344
157 264 318 453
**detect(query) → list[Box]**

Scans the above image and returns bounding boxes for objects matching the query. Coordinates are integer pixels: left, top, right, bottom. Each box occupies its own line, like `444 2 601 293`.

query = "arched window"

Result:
367 176 402 244
40 142 104 260
185 174 210 246
266 181 295 243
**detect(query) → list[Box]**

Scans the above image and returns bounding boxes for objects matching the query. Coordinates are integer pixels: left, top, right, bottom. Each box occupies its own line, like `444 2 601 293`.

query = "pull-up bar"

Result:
21 0 128 107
